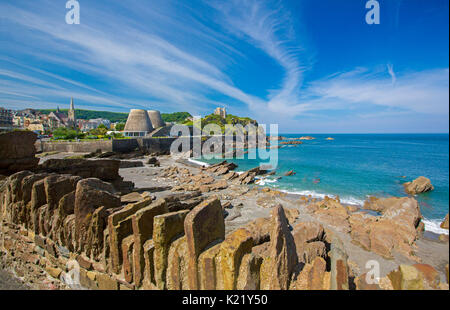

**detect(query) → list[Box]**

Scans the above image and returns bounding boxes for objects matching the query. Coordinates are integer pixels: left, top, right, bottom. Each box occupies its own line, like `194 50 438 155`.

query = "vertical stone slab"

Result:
20 173 49 227
44 175 80 210
198 242 222 290
131 199 168 287
142 240 156 289
85 206 107 260
110 215 133 274
236 253 263 290
75 178 121 253
153 210 189 290
217 228 254 290
31 179 46 232
330 237 349 290
263 205 298 290
122 235 135 284
309 257 327 290
166 236 188 290
108 197 153 274
184 198 225 290
8 171 32 204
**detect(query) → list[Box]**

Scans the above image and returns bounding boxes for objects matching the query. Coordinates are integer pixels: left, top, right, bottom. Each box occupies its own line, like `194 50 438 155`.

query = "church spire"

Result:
68 97 76 128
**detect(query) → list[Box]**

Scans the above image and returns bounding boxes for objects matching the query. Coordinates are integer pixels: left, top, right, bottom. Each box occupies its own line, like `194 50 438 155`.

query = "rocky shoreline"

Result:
87 151 450 286
0 133 448 290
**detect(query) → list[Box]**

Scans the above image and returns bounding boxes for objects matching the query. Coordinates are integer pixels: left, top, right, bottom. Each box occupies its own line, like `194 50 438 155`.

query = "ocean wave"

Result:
189 159 447 236
422 218 449 235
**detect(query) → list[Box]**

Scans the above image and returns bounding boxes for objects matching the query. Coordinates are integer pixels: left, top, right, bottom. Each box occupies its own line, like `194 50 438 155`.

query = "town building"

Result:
27 121 47 134
48 107 69 128
0 107 13 131
80 118 111 132
48 98 77 129
214 107 227 118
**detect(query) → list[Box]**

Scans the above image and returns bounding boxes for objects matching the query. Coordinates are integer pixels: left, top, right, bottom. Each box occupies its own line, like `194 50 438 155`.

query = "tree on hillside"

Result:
90 124 108 136
115 122 125 131
52 127 83 140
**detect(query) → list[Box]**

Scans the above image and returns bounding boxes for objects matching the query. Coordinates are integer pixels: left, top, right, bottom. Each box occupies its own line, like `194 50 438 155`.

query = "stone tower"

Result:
214 107 226 118
68 97 76 128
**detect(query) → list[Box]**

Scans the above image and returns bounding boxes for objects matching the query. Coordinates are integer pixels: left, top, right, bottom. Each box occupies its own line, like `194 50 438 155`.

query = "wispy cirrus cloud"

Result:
0 0 261 113
305 67 449 115
208 0 310 114
0 0 447 133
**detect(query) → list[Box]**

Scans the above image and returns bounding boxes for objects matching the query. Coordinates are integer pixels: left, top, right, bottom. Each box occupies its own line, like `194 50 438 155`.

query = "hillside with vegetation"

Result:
161 112 192 123
38 109 129 123
184 113 259 134
37 109 192 124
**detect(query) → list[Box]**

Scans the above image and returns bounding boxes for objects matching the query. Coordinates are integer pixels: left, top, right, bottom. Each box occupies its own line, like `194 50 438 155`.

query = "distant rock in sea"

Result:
299 136 315 140
440 214 449 230
403 176 434 195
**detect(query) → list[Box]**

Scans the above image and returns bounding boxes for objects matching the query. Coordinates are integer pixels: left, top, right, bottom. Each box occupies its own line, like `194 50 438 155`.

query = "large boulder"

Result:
351 197 423 260
0 131 39 175
290 257 328 290
292 222 327 264
388 264 425 290
403 176 434 195
308 197 350 233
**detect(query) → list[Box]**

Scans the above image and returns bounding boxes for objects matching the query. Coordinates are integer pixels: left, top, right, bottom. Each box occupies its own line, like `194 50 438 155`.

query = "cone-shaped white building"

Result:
123 109 153 137
147 110 165 129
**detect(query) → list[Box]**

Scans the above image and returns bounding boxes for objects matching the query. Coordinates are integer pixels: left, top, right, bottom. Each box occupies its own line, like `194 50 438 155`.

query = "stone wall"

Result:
37 138 179 155
37 140 113 153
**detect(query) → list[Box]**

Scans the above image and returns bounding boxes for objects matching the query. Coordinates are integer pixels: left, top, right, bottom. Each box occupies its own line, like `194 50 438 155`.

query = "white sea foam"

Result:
255 177 279 186
187 158 210 167
422 218 449 235
188 159 447 236
340 196 365 206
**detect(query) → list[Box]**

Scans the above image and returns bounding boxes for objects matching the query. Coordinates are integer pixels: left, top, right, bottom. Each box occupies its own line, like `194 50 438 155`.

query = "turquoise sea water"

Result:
197 134 449 233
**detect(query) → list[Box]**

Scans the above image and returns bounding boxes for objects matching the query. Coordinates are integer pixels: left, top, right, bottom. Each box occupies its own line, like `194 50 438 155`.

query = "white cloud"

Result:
0 0 447 133
306 67 449 115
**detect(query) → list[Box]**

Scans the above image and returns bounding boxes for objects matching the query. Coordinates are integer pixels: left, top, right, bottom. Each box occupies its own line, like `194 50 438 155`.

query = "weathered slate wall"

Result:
0 168 355 291
0 171 445 290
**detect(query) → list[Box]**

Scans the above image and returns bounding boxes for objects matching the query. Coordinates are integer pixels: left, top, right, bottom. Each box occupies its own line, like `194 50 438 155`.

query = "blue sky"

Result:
0 0 448 133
